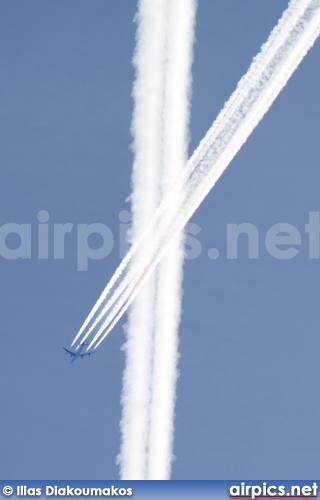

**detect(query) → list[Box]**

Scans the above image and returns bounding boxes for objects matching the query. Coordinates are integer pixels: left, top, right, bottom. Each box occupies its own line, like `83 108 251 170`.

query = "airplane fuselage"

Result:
63 342 94 363
70 344 85 363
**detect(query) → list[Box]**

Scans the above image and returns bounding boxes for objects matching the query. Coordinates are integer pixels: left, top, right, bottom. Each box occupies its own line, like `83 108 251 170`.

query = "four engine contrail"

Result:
71 0 320 476
75 0 320 352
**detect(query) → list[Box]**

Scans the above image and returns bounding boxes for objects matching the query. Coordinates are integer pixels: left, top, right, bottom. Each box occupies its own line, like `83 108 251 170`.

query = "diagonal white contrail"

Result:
73 0 315 352
77 0 320 353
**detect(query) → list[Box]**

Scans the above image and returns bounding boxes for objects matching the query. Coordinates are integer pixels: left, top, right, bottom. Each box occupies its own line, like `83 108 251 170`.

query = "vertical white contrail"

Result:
147 0 197 479
117 0 168 480
118 0 197 479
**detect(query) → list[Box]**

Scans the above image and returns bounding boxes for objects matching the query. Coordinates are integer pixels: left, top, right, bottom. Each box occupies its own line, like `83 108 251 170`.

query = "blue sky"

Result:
0 0 320 479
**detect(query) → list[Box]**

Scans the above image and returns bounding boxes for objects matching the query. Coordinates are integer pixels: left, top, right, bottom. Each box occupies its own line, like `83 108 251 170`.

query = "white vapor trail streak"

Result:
72 0 309 351
71 0 312 349
116 0 168 479
76 0 320 355
147 0 197 480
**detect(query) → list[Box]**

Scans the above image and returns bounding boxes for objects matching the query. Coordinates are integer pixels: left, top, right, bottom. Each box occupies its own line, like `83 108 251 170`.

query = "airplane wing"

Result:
80 352 95 358
63 347 76 357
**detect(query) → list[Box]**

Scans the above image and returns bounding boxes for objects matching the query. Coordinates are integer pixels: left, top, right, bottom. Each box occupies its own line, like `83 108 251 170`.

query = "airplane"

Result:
63 342 95 363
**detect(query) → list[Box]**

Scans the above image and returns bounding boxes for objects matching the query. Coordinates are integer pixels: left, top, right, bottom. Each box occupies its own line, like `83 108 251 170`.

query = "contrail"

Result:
73 0 310 350
147 0 197 480
76 0 320 354
119 0 197 479
116 0 168 480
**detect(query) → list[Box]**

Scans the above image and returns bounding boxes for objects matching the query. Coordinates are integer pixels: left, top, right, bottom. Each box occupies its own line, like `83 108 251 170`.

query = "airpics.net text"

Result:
0 210 320 271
